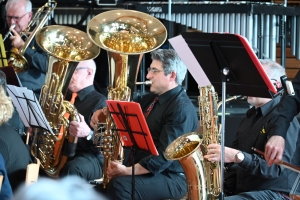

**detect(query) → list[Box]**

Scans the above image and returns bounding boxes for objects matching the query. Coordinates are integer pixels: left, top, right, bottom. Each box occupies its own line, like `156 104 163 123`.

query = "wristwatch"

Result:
235 151 245 163
86 130 93 140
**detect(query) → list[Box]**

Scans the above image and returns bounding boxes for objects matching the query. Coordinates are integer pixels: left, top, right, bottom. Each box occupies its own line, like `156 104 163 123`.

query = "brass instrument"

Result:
87 9 167 187
3 24 16 41
165 85 241 199
30 25 100 178
8 1 57 73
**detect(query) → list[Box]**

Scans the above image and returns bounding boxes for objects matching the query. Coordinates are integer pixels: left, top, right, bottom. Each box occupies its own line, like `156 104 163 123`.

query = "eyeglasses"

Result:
5 12 29 22
147 68 164 74
75 67 90 72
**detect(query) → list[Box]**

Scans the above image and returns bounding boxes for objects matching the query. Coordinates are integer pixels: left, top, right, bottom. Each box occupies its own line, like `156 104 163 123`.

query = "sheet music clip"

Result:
280 75 295 96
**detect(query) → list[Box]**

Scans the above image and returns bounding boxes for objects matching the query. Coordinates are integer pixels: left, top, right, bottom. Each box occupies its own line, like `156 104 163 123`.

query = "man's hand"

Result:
90 108 107 128
107 161 129 179
265 136 285 166
204 143 239 163
69 114 90 137
10 29 24 49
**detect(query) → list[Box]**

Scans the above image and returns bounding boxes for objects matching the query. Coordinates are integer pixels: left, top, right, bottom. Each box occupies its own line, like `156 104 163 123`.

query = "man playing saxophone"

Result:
204 60 300 199
91 49 199 200
1 0 48 136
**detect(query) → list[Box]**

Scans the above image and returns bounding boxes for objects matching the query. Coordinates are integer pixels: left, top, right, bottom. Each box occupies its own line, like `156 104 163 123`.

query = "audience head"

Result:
247 59 285 108
0 71 13 125
12 176 107 200
68 59 96 93
5 0 32 33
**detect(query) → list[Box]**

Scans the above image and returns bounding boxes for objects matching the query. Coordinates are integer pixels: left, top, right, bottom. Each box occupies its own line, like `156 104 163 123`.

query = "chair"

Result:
25 157 40 186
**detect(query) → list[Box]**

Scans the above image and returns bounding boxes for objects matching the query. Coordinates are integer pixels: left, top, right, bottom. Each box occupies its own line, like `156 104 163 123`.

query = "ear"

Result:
169 71 177 81
87 68 93 78
28 12 33 20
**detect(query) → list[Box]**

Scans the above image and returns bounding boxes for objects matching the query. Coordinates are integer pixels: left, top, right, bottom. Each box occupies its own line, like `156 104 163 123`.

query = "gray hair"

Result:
12 176 107 200
150 49 187 85
259 59 286 81
6 0 32 13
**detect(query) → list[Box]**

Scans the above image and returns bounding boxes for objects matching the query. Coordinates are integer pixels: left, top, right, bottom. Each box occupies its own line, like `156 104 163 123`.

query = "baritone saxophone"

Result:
165 85 243 199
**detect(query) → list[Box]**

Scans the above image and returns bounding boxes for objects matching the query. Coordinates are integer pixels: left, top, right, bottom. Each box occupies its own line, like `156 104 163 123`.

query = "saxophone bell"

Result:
3 24 16 41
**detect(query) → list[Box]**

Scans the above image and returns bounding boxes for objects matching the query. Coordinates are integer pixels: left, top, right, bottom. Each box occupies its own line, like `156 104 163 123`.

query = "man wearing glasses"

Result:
91 49 198 200
1 0 48 98
1 0 48 136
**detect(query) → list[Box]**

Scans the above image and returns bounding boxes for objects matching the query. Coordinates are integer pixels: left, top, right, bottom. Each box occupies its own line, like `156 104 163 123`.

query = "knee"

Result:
60 162 82 177
107 178 131 200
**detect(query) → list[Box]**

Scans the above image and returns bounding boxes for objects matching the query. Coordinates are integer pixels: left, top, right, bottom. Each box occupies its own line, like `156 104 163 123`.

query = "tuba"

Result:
8 1 57 73
87 9 167 187
30 25 100 178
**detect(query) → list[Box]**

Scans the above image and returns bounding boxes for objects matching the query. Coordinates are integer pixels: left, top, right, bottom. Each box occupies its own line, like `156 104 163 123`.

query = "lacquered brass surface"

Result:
31 25 100 178
36 25 100 62
165 85 223 200
87 9 167 55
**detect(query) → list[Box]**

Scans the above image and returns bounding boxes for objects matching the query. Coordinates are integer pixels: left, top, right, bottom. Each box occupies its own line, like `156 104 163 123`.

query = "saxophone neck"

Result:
216 95 246 110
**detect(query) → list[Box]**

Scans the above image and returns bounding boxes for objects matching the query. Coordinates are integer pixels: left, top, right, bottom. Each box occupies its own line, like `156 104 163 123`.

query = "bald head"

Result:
68 59 97 92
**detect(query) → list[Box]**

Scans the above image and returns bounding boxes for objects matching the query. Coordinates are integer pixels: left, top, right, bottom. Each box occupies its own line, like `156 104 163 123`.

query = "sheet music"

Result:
169 35 211 87
7 84 53 133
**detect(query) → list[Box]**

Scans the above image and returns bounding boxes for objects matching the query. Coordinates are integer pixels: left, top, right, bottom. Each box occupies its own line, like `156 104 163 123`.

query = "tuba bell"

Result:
87 9 167 187
8 1 57 73
30 25 100 178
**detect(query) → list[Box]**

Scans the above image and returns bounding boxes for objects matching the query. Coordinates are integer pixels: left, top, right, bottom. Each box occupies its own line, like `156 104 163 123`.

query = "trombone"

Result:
8 1 57 73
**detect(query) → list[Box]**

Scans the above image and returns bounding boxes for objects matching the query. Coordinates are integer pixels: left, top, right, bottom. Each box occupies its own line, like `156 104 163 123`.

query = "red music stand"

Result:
106 100 158 200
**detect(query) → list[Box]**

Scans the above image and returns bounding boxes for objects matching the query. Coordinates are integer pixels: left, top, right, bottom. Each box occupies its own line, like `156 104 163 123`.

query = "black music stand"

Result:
6 85 52 133
171 32 278 200
106 100 158 200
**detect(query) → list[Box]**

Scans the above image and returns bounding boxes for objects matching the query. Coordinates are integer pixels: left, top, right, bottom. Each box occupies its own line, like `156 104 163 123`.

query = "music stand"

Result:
169 32 278 200
6 84 52 133
106 100 158 200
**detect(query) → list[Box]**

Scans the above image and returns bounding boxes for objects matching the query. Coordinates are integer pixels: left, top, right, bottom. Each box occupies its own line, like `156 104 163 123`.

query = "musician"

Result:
265 69 300 166
1 0 48 98
204 60 300 199
59 59 107 181
0 70 31 191
1 0 48 136
91 49 199 200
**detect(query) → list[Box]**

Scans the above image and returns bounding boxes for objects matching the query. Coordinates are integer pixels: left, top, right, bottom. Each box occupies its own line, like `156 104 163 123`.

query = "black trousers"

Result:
60 152 103 181
96 172 187 200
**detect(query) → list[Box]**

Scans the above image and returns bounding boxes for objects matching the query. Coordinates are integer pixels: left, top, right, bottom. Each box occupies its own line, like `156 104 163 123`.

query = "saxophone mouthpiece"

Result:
136 80 152 85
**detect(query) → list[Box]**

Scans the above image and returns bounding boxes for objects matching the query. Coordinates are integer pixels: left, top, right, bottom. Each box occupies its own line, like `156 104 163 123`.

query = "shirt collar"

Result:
260 95 280 116
246 95 281 118
157 86 182 105
71 85 94 101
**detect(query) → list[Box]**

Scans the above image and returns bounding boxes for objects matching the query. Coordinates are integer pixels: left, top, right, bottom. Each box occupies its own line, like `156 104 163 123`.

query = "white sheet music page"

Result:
169 35 211 87
6 85 53 133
